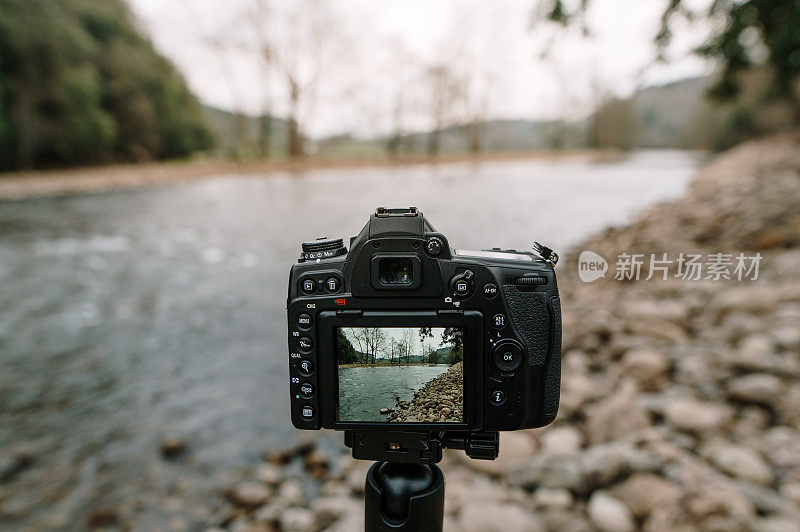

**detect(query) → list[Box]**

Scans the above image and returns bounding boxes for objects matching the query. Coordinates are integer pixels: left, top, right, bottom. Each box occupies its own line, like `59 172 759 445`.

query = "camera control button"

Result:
325 277 341 292
301 279 316 294
450 270 474 297
483 283 499 298
297 313 312 329
300 405 315 419
492 314 507 328
490 390 506 405
299 359 314 375
492 339 524 372
299 382 314 398
298 337 314 352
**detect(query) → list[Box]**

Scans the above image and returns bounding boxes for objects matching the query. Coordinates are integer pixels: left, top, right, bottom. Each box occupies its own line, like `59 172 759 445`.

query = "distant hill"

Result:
202 106 289 158
205 76 714 158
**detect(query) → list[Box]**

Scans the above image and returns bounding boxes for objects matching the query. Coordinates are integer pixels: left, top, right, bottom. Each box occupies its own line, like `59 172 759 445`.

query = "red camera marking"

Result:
334 298 346 306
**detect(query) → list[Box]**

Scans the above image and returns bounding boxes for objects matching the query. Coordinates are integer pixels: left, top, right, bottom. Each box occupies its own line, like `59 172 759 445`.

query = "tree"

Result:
441 328 463 364
337 329 359 364
536 0 800 122
425 64 463 157
0 0 213 170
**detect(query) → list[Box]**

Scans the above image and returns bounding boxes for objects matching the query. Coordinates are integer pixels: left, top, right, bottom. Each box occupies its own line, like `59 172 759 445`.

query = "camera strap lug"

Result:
532 241 559 267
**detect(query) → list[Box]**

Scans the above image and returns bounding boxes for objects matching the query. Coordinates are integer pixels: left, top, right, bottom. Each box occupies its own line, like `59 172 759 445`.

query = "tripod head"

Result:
344 430 499 464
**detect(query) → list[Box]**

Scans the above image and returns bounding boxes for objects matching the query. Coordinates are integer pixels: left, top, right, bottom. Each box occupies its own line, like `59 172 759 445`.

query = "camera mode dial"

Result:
301 237 347 261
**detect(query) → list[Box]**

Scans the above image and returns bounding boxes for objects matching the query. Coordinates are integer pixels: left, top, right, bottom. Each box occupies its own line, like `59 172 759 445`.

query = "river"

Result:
0 151 702 528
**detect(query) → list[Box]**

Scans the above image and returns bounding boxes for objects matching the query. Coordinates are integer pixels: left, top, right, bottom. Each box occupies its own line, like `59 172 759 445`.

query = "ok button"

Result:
492 339 524 372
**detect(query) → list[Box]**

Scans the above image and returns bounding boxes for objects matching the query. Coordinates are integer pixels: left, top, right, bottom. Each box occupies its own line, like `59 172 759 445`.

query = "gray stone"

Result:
580 442 663 490
310 495 361 528
506 453 583 491
279 508 315 532
728 373 784 406
531 487 574 510
584 380 651 444
228 482 272 507
279 478 306 506
539 426 583 455
664 398 734 433
457 503 544 532
621 348 670 387
255 463 284 485
587 491 634 532
611 472 682 519
707 443 773 485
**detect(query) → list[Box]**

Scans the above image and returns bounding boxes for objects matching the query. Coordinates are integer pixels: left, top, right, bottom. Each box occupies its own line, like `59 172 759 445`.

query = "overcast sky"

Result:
127 0 714 137
341 327 449 359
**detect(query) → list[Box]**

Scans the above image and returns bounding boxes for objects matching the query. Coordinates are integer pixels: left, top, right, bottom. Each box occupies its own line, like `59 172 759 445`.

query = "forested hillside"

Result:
0 0 213 170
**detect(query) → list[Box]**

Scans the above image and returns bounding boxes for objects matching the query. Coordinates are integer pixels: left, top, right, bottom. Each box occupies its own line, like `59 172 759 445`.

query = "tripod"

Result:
345 430 499 532
365 462 444 531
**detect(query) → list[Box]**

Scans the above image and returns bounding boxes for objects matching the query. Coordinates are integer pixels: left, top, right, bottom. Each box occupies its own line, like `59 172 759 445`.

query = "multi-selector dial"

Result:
492 338 524 372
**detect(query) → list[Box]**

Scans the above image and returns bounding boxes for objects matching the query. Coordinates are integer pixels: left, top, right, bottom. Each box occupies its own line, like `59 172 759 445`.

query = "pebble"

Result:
587 491 634 532
539 426 583 455
457 502 544 532
611 472 682 518
727 373 785 406
664 398 734 433
279 508 315 532
255 463 284 485
506 453 583 491
278 478 306 507
620 347 670 386
706 443 773 485
229 482 272 507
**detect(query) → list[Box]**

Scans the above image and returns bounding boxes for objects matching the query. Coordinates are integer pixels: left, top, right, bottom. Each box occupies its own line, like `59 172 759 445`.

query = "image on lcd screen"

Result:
336 327 464 423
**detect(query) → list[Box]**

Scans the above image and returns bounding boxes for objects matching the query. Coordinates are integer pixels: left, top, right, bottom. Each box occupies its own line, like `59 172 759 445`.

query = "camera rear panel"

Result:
286 209 561 434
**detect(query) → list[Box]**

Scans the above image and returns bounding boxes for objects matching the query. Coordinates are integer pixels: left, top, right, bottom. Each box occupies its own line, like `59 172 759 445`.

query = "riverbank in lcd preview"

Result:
195 133 800 531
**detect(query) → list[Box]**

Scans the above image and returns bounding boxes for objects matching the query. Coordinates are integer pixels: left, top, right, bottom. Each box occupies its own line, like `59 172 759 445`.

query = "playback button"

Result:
300 405 315 419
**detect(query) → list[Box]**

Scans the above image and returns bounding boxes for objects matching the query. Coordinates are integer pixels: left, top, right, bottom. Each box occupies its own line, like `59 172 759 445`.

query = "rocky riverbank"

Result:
212 134 800 531
386 362 464 423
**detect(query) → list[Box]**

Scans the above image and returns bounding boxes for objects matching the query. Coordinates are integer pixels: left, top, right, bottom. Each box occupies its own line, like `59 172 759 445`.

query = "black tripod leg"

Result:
364 461 445 532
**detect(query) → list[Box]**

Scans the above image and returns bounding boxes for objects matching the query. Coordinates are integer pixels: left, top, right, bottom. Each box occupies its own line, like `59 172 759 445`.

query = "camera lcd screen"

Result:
336 327 464 423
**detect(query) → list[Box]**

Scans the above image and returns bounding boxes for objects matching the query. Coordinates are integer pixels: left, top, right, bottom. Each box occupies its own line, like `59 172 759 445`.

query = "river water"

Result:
0 151 702 528
338 365 452 422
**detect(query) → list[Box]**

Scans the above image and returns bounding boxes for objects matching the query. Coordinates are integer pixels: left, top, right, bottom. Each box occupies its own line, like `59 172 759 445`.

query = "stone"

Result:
255 463 284 485
727 373 784 406
664 398 734 433
611 472 682 519
539 426 583 455
229 482 272 507
279 508 315 532
580 442 662 490
310 495 361 528
278 478 306 506
711 287 778 318
457 502 544 532
707 443 773 485
644 480 755 531
506 453 583 491
621 348 670 386
584 380 650 444
587 491 634 532
160 436 187 460
752 517 800 532
531 487 573 510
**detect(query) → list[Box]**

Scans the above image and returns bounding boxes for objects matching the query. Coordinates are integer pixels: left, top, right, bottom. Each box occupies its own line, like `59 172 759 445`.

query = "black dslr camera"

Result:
287 208 561 464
